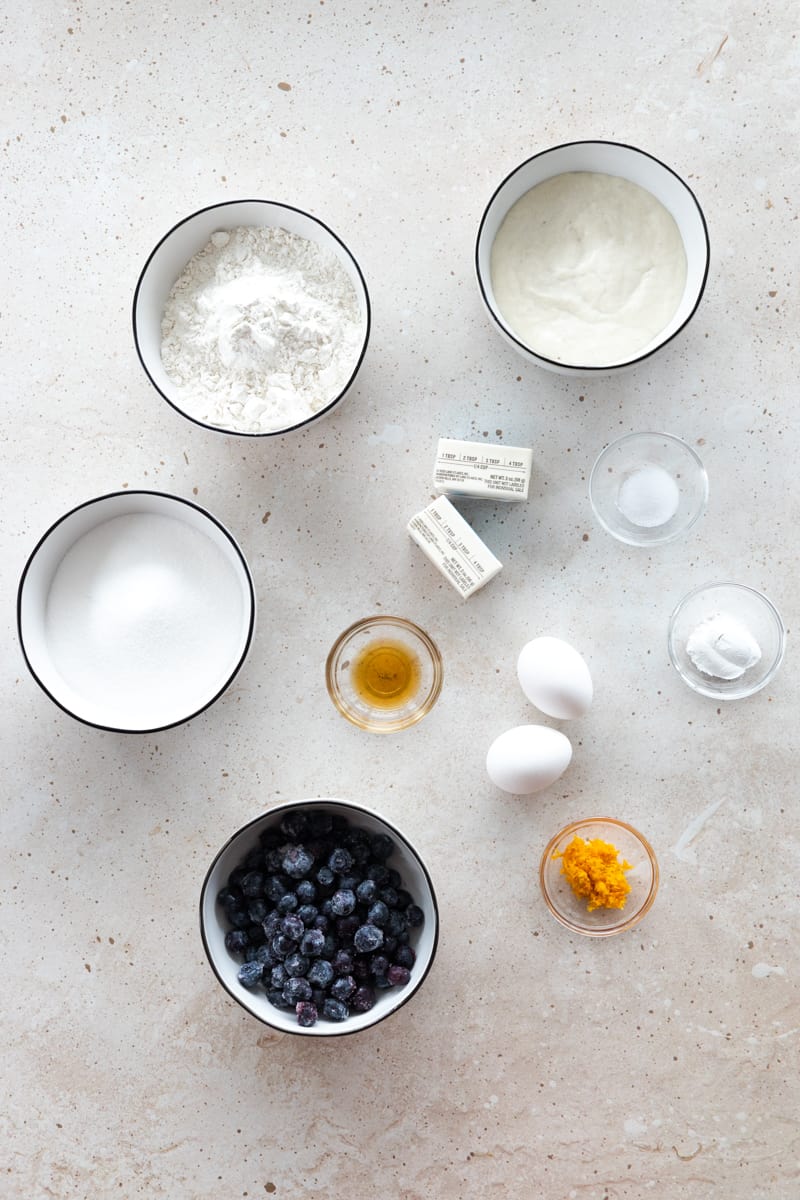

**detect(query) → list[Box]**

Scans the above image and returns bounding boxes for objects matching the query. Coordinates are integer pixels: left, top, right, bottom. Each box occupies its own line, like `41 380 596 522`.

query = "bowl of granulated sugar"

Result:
133 200 371 436
17 491 255 733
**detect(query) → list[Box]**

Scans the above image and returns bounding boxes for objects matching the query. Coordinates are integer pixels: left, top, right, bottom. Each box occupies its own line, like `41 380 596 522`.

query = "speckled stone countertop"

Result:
3 2 798 1197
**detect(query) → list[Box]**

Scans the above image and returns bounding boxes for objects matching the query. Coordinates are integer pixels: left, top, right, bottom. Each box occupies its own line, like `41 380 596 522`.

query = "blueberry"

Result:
351 986 376 1013
322 998 349 1022
331 974 356 1002
296 1001 318 1028
383 936 398 957
337 873 361 891
316 866 335 891
217 886 243 912
356 878 378 905
320 899 334 918
379 887 399 909
253 944 275 966
296 879 316 904
307 959 334 989
280 811 310 840
308 810 334 836
366 864 389 885
240 871 265 898
370 834 394 861
271 933 296 959
228 908 250 930
263 848 284 872
283 845 315 879
331 948 354 976
370 954 390 976
262 911 281 939
313 914 329 933
406 904 424 928
300 929 325 958
354 924 384 953
281 914 304 942
367 900 390 927
265 876 290 903
328 847 353 873
267 988 293 1010
237 961 264 989
373 973 391 989
283 977 312 1004
270 964 288 989
247 899 268 924
385 909 407 939
284 952 310 978
297 904 319 927
320 935 337 959
336 915 360 943
330 889 356 917
394 944 416 969
224 930 249 955
277 893 298 914
387 964 411 987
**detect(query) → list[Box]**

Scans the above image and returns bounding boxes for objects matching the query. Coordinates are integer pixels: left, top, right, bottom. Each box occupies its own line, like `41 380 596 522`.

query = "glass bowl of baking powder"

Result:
133 200 371 436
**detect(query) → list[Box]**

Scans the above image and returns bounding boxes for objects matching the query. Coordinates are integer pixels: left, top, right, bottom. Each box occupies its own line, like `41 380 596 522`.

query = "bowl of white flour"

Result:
476 141 709 375
133 200 370 436
18 491 256 732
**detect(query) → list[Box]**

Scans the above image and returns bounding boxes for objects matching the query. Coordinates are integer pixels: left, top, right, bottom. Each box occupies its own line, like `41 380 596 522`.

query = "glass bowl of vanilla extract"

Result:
325 616 443 733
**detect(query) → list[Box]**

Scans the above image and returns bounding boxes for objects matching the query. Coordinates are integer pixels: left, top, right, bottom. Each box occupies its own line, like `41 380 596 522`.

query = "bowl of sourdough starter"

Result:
17 491 255 732
476 141 710 375
133 200 371 436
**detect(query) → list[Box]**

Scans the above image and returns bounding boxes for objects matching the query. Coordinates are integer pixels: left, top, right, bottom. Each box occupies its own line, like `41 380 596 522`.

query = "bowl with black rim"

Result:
200 798 439 1036
475 140 710 376
133 198 371 436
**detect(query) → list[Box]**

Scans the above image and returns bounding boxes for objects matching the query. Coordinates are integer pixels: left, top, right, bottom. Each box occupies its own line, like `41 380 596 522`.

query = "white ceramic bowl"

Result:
17 490 255 732
200 798 439 1037
133 199 371 436
475 140 710 375
668 581 785 700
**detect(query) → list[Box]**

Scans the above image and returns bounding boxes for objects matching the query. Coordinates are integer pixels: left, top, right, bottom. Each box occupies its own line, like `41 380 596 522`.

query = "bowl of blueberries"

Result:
200 798 439 1035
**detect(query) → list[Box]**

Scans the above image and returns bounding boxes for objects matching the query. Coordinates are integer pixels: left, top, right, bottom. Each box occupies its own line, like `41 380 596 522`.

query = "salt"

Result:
44 513 247 728
616 464 680 528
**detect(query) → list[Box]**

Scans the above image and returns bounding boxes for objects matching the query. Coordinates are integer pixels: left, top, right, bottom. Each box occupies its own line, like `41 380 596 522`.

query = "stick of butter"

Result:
433 438 533 501
407 496 502 598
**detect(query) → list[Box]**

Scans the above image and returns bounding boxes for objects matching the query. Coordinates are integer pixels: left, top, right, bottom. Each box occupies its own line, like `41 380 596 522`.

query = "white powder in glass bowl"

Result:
160 226 364 434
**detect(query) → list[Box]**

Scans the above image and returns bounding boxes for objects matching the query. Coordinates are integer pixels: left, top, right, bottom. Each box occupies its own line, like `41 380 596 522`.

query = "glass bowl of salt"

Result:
589 431 708 546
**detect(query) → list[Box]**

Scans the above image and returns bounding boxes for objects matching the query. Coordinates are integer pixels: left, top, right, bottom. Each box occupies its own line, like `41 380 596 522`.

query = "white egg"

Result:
517 636 593 719
486 724 573 795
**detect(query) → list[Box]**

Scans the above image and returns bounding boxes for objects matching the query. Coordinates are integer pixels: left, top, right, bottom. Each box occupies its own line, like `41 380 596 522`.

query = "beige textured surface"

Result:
2 2 798 1197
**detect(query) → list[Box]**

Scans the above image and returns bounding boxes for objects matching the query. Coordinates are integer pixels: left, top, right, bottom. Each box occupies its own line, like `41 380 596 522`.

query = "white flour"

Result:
161 226 364 434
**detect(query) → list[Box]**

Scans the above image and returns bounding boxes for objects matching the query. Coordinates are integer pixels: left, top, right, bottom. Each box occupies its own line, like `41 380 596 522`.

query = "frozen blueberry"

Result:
271 933 296 960
237 961 264 989
228 908 250 930
337 873 360 891
297 904 319 927
247 899 268 924
367 900 390 927
322 998 349 1022
262 911 281 939
331 974 356 1002
270 964 288 989
351 985 376 1013
336 916 360 944
316 866 335 891
373 973 392 989
280 811 310 840
217 886 243 912
331 948 355 975
320 899 334 918
313 914 329 933
330 889 356 917
307 959 334 989
283 845 315 879
284 952 310 978
387 964 411 987
265 876 290 903
264 847 284 873
267 988 293 1010
308 810 334 836
253 944 275 966
320 935 337 959
281 914 304 942
354 924 384 953
394 944 416 970
240 871 266 898
379 887 399 909
228 867 248 888
328 847 353 874
356 878 378 905
277 893 298 914
224 930 249 955
370 833 394 861
385 909 407 939
296 1001 318 1028
283 977 312 1004
300 929 325 958
406 904 424 928
296 879 316 904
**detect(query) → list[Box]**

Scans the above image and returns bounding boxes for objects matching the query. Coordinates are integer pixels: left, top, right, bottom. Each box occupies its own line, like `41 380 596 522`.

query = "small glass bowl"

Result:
325 615 443 733
589 432 708 546
668 581 785 700
539 817 659 937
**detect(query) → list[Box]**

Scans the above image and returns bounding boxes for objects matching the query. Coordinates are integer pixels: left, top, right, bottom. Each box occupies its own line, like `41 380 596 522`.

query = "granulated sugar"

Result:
44 513 247 728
